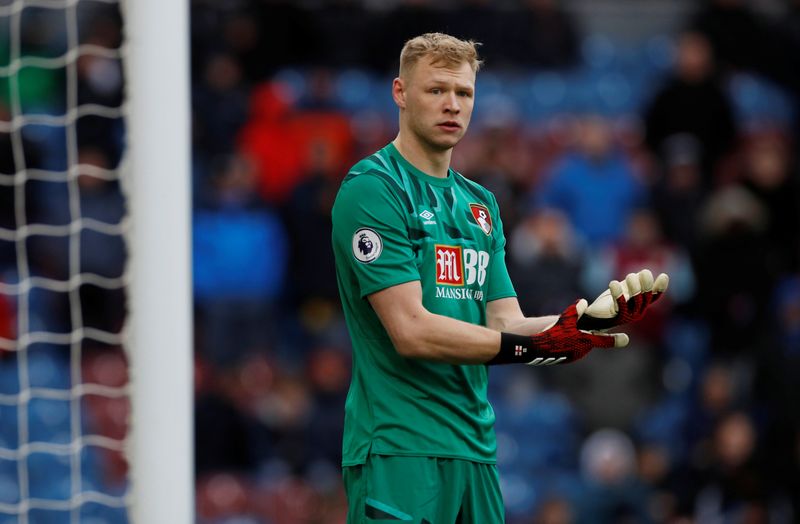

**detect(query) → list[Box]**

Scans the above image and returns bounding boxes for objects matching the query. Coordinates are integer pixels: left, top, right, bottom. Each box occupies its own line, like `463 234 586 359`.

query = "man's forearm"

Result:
491 315 559 337
389 309 502 365
389 311 559 365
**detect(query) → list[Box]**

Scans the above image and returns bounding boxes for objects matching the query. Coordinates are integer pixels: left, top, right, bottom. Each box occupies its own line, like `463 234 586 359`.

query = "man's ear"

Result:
392 77 406 109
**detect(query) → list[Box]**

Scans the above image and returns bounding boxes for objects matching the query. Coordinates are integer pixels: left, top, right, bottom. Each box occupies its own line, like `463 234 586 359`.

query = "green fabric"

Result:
0 40 63 111
332 143 516 466
343 455 504 523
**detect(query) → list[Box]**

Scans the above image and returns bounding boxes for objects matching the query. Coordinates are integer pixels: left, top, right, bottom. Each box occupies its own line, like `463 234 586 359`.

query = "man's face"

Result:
395 57 476 151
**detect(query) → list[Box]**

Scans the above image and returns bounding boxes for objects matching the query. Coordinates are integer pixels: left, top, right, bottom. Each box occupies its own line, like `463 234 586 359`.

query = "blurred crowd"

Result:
2 0 800 523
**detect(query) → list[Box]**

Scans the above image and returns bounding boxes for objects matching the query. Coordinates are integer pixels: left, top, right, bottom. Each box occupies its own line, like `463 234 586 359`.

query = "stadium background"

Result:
1 0 800 522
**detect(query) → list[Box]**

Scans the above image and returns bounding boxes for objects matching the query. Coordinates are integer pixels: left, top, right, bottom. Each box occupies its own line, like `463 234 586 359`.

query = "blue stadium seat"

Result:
594 72 633 114
27 509 71 524
79 503 129 524
21 124 69 172
643 35 675 72
475 71 504 99
27 452 71 501
499 470 540 519
581 35 618 71
635 395 690 461
728 73 797 126
663 318 710 374
27 345 71 390
0 405 18 449
0 468 20 505
28 398 71 445
0 358 21 396
335 69 374 111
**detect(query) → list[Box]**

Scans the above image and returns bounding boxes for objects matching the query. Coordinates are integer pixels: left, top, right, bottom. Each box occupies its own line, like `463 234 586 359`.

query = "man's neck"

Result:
392 134 452 179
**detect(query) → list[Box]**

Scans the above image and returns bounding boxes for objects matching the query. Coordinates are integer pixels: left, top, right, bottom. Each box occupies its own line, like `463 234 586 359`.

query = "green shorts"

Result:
342 455 504 524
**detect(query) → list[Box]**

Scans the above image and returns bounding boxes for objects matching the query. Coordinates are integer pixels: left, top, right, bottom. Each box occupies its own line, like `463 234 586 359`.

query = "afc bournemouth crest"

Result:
469 203 492 236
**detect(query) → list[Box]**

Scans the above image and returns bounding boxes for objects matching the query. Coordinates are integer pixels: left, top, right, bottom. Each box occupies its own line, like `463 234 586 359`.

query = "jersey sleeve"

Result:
332 173 420 298
485 195 516 302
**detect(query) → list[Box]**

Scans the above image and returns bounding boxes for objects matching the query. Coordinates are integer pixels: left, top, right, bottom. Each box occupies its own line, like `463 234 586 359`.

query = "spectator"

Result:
24 147 127 336
239 80 354 205
636 442 682 523
237 81 305 204
532 496 574 524
313 0 378 69
687 412 773 523
684 362 740 463
771 275 800 362
0 8 64 113
576 429 654 523
194 357 256 476
693 0 800 93
644 31 737 181
365 0 444 72
306 346 350 467
754 274 800 518
248 2 319 78
74 148 127 334
193 153 288 367
283 139 341 309
0 102 44 270
76 7 124 162
694 186 775 355
735 129 800 273
507 209 586 317
193 53 250 158
583 208 695 344
650 134 708 250
531 114 646 247
502 0 580 69
447 0 506 68
463 123 532 235
196 473 255 524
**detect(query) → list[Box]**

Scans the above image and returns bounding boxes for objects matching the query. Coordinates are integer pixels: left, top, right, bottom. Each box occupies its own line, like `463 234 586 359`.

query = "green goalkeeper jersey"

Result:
332 143 517 466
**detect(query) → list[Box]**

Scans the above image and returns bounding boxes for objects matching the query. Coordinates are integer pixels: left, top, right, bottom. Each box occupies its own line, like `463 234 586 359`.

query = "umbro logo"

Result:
419 209 436 225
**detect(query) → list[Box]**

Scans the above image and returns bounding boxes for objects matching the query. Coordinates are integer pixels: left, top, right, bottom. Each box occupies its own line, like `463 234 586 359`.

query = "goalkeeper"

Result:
331 32 668 524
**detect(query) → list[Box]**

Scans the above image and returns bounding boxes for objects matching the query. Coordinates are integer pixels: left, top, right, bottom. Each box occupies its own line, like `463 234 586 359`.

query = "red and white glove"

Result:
526 299 629 365
490 299 629 366
577 269 669 332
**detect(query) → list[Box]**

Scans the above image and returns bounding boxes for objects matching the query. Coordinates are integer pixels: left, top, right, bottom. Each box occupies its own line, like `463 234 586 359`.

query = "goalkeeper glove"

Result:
577 269 669 332
488 299 629 366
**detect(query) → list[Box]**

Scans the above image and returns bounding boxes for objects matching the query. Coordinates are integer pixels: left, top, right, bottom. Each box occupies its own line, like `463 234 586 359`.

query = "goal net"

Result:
0 0 192 522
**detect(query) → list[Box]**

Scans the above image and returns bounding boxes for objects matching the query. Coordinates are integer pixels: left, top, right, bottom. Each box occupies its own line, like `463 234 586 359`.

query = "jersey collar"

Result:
387 142 454 187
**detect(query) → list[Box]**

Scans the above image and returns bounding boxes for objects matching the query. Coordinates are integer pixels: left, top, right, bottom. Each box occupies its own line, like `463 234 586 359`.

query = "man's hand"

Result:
519 299 629 365
577 269 669 332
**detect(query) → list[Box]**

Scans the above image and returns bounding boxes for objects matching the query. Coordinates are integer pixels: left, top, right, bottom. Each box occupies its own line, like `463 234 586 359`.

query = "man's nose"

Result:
443 92 460 113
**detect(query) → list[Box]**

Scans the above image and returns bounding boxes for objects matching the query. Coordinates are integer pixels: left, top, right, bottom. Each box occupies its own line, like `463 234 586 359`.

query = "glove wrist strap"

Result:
486 333 536 366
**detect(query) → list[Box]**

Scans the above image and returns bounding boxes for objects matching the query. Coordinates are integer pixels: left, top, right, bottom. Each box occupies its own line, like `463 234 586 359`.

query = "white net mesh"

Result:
0 0 131 522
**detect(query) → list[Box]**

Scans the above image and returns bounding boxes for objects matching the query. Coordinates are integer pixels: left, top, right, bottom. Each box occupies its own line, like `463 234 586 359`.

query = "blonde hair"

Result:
399 33 482 79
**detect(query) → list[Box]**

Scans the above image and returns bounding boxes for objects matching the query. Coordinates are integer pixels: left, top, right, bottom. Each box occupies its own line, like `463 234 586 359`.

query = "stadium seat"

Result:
27 452 71 501
0 468 19 505
28 398 71 445
27 346 71 390
0 405 18 449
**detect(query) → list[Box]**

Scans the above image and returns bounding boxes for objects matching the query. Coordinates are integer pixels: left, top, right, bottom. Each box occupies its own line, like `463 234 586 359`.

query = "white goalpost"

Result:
123 0 193 522
0 0 193 522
